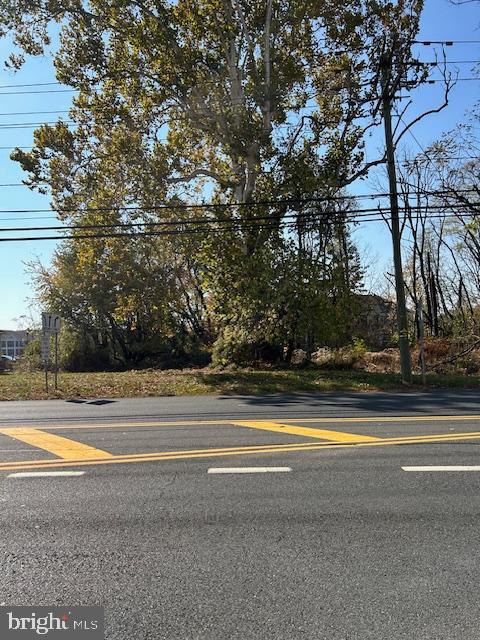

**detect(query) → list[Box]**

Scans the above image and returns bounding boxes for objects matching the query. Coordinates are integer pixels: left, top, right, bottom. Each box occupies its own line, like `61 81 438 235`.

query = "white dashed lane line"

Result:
207 467 292 474
402 466 480 472
7 471 86 478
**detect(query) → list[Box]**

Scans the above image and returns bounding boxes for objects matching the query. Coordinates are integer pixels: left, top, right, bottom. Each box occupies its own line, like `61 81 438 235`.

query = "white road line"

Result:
7 471 86 478
0 449 43 452
207 467 292 474
402 466 480 472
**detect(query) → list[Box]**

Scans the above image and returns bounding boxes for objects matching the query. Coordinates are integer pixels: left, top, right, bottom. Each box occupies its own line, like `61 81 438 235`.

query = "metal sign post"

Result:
41 313 61 393
41 332 51 393
54 332 58 390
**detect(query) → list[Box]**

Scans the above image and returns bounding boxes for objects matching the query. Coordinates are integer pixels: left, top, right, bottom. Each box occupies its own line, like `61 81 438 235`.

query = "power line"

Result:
0 115 326 129
0 118 305 128
0 140 477 161
0 199 476 222
0 120 74 127
0 202 477 234
0 46 473 93
420 60 480 65
0 184 44 187
414 40 480 45
0 74 475 100
0 122 77 130
0 89 75 96
0 81 60 89
394 110 475 186
0 110 69 117
0 210 477 243
401 156 478 163
0 77 474 128
0 189 476 211
0 215 57 222
407 77 480 84
0 210 343 233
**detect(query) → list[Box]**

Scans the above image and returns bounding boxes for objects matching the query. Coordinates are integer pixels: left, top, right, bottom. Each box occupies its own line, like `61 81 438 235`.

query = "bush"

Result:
15 339 43 372
58 329 112 372
353 349 400 373
310 339 367 369
350 338 367 358
329 339 367 368
423 337 452 360
212 325 282 367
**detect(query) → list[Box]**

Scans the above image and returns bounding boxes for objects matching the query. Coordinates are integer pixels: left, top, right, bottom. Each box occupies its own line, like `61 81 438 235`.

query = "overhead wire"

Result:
0 71 475 98
0 207 453 233
0 189 476 211
0 201 476 222
0 201 477 234
0 209 478 243
0 81 60 89
413 39 480 45
0 110 70 116
0 40 476 239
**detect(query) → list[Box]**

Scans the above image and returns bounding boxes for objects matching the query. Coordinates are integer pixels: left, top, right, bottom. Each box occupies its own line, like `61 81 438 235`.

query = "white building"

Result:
0 329 33 359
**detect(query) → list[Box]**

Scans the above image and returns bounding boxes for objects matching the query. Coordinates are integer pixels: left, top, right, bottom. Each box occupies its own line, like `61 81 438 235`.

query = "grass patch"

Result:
0 367 478 401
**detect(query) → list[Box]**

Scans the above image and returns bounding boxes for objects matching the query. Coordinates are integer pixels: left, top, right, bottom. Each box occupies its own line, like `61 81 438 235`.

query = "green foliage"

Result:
206 217 364 365
15 339 42 372
211 327 281 368
58 327 111 372
389 332 400 348
315 339 367 369
350 337 367 358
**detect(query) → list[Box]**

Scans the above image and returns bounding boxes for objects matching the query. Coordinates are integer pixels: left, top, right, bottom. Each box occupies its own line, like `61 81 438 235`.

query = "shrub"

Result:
58 329 112 371
15 338 43 372
212 325 282 367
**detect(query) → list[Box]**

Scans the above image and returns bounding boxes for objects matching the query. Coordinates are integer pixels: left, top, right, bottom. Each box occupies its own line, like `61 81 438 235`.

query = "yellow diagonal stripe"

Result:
232 421 381 442
0 428 113 460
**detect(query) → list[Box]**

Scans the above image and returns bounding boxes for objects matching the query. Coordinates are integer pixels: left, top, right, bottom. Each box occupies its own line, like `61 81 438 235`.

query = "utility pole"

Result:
380 53 412 384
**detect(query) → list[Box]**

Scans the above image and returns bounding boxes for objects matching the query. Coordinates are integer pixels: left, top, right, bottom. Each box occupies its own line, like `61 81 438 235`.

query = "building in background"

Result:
0 329 34 359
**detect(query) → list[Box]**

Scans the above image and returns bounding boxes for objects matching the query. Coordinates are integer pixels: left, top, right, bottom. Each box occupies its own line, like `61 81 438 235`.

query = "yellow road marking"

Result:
282 415 480 424
1 430 480 472
232 421 381 442
0 442 314 469
1 415 480 431
0 428 113 460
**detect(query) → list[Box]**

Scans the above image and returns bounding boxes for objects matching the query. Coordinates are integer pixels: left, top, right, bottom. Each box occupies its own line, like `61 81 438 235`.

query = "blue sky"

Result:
0 0 479 327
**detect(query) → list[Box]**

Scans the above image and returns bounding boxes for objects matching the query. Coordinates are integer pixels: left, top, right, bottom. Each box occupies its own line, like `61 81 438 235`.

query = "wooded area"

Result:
1 1 478 372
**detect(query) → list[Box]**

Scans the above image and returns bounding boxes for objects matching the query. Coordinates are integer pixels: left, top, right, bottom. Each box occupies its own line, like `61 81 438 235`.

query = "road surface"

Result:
0 390 479 639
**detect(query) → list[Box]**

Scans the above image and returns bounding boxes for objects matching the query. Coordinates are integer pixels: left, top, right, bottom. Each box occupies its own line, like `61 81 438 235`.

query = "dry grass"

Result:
0 367 478 401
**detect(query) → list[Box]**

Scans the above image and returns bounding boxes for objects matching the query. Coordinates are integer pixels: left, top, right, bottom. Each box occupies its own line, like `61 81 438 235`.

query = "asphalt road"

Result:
0 388 479 425
1 391 480 639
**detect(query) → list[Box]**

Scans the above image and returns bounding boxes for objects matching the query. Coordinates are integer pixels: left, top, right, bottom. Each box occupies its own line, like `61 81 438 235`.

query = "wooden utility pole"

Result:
381 53 412 384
